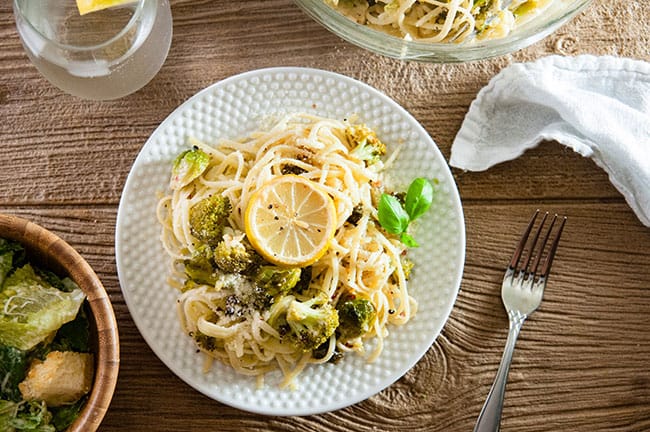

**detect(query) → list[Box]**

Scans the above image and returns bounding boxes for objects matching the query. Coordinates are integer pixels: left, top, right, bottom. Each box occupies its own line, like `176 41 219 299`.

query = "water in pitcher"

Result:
14 0 172 100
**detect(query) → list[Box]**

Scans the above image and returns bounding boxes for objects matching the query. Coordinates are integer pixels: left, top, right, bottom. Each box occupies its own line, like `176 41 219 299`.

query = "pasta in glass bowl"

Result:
293 0 593 62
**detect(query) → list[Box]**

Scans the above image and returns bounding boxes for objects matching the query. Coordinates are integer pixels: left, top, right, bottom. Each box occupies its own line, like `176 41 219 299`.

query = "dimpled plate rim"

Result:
115 67 465 416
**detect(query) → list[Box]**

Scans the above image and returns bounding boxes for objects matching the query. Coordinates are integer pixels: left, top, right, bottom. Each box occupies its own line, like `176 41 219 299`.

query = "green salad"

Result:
0 238 93 432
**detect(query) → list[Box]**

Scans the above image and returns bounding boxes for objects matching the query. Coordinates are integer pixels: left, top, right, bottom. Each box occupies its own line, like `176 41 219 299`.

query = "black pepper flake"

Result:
268 204 273 209
225 295 241 316
388 309 395 314
274 216 279 220
278 324 290 337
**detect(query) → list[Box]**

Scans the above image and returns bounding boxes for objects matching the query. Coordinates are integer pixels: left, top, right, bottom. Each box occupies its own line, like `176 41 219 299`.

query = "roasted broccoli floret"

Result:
346 203 364 226
193 330 218 352
346 124 386 165
472 0 514 37
336 297 377 341
246 286 274 311
213 241 251 273
285 296 339 352
183 245 219 289
183 230 263 290
254 266 302 297
213 284 273 318
266 295 295 327
312 341 344 363
280 164 307 176
213 230 260 274
389 256 415 286
170 146 210 190
189 195 232 246
293 266 313 295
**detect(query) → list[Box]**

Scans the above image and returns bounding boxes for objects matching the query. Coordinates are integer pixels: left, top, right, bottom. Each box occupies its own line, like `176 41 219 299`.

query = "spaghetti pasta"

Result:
157 113 418 388
326 0 553 43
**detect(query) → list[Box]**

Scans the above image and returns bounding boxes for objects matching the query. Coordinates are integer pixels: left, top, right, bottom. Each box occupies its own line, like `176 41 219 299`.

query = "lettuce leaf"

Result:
50 396 87 431
0 345 27 402
0 265 85 351
0 400 17 432
31 307 91 361
0 400 55 432
0 239 25 288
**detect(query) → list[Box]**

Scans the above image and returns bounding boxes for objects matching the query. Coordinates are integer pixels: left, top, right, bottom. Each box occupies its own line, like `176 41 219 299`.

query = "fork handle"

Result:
473 312 526 432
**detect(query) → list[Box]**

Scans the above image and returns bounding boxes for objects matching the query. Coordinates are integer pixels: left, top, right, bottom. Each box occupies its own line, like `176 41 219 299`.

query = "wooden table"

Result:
1 1 649 430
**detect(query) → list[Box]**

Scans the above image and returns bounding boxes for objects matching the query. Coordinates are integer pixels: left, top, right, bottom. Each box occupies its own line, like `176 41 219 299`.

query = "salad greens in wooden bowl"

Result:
0 214 119 432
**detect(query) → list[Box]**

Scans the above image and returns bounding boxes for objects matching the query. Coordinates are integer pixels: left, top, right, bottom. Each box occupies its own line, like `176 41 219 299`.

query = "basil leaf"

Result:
404 178 433 222
400 233 419 248
378 194 409 234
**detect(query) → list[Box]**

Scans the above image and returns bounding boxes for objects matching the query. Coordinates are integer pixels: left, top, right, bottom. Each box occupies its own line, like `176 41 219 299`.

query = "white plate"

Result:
115 67 465 416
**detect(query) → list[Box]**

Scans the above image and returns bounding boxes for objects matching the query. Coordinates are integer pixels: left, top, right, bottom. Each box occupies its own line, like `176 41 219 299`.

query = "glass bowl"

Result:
293 0 593 62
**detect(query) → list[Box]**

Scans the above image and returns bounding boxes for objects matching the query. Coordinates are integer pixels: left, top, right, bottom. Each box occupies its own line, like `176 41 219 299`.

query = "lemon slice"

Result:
245 175 337 267
76 0 137 15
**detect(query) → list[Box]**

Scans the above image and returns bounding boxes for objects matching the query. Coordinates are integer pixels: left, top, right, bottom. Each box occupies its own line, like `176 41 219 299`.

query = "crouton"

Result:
18 351 94 407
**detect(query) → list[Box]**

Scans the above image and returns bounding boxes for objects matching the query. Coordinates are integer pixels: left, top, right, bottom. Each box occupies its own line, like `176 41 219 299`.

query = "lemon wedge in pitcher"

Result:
76 0 137 15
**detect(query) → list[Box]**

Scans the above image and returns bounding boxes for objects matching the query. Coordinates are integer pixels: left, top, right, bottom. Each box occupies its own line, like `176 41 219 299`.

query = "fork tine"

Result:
529 214 557 275
520 211 548 273
509 210 539 269
540 215 567 278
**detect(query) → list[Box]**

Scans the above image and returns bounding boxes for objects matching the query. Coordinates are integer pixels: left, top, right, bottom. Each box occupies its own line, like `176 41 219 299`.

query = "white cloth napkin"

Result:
450 55 650 227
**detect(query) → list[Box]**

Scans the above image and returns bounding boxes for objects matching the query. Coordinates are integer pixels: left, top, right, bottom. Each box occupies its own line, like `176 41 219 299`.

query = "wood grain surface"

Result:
1 0 649 431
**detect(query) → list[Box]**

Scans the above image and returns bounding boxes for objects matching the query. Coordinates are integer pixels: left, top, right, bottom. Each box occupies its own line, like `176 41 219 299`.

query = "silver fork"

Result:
473 210 566 432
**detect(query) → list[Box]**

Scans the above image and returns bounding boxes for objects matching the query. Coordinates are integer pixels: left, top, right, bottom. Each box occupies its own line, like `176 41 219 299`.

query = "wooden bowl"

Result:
0 213 119 432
